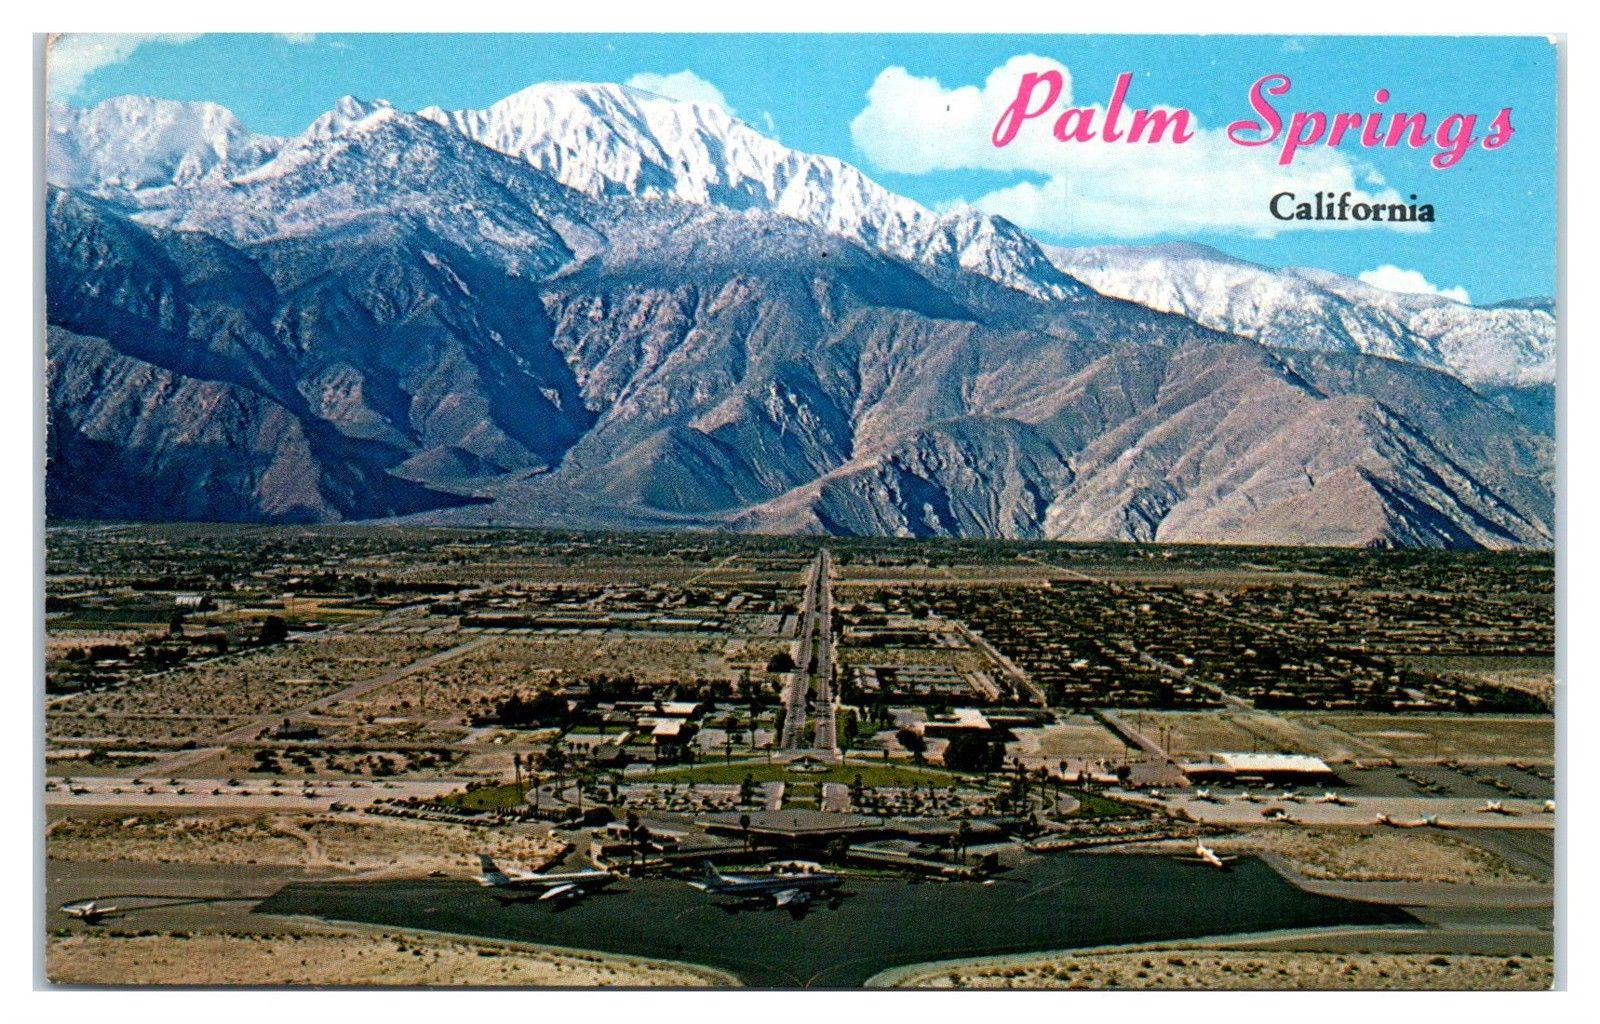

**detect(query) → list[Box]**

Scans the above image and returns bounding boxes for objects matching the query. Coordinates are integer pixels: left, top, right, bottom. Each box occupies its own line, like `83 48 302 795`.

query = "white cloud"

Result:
278 33 317 45
47 33 202 99
849 56 1421 240
624 70 733 115
1358 264 1470 304
759 111 779 139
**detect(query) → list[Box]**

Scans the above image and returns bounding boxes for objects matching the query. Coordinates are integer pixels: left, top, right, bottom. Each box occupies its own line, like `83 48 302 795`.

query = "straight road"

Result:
812 549 837 753
780 549 837 753
780 555 821 750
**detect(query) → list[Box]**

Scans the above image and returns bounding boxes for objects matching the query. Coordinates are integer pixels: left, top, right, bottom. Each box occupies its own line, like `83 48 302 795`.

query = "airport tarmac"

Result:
1342 765 1554 801
252 852 1412 987
1148 794 1555 829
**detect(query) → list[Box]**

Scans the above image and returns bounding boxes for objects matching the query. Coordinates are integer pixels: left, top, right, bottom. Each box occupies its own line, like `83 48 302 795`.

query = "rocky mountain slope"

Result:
43 88 1555 547
1047 243 1555 392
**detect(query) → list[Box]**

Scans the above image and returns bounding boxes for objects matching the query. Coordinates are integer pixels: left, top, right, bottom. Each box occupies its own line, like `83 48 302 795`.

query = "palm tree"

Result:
897 728 926 765
625 809 643 867
955 818 972 866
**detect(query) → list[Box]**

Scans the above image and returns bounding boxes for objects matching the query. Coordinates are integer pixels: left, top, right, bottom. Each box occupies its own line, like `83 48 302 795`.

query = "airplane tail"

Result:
477 854 511 887
701 859 724 883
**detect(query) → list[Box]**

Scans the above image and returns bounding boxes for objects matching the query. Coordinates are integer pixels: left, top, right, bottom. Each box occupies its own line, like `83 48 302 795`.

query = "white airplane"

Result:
1378 812 1431 828
1280 790 1306 803
1420 814 1453 829
1479 800 1517 815
475 855 615 903
689 860 844 909
1542 799 1556 814
1177 840 1237 870
1239 790 1265 803
1193 788 1223 803
1316 791 1353 806
1263 808 1295 823
61 899 116 923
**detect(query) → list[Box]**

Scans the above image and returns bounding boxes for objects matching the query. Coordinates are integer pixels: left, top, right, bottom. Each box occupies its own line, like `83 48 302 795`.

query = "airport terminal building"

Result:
1178 752 1339 786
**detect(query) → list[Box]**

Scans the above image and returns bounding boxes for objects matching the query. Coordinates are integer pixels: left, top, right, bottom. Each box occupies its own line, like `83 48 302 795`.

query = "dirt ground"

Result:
46 628 158 659
340 634 732 720
48 635 453 743
1129 709 1553 764
1294 714 1555 762
1112 828 1539 885
1009 717 1130 761
897 950 1551 990
1134 711 1295 758
46 811 565 876
47 930 733 987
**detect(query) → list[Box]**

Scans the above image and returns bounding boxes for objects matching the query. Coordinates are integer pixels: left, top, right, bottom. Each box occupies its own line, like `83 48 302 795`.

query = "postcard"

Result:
41 32 1557 990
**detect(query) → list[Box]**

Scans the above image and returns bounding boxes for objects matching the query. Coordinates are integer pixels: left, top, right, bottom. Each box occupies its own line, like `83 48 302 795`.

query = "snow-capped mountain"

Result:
113 96 589 279
47 96 284 192
1046 243 1555 389
41 87 1555 548
418 83 1089 302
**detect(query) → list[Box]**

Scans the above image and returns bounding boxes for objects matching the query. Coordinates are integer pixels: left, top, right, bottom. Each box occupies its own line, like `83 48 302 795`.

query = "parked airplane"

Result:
1543 799 1556 814
1193 788 1223 803
689 860 843 909
1263 807 1295 823
476 855 615 903
1374 812 1424 828
1479 800 1518 816
60 899 116 923
1316 791 1353 806
1280 790 1306 803
1177 841 1237 870
1420 814 1453 829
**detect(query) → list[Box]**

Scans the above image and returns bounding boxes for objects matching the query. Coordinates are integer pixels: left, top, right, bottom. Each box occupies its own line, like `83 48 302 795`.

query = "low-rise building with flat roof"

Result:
1179 751 1338 784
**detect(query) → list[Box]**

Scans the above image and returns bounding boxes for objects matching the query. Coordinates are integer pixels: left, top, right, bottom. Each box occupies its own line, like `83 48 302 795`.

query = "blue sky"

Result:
55 33 1557 303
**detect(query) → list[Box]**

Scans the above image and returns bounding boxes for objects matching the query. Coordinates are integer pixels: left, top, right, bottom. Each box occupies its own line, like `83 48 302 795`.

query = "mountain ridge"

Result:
1045 242 1554 389
42 86 1555 548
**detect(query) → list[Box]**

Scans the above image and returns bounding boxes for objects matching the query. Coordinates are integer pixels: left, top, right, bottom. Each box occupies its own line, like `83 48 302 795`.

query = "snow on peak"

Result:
416 81 1076 300
421 80 865 207
1048 243 1554 387
47 95 283 191
308 96 397 137
46 83 1084 303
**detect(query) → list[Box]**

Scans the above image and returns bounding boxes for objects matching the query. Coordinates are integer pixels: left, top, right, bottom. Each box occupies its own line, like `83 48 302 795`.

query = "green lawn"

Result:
1061 788 1142 819
641 759 968 788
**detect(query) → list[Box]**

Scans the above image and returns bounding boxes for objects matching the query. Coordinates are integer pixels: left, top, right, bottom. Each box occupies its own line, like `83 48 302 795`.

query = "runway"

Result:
254 852 1412 987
